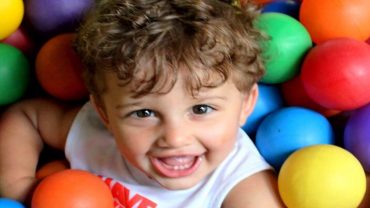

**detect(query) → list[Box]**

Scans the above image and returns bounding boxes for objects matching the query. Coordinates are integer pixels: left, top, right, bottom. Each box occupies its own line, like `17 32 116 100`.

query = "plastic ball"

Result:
278 144 366 208
359 174 370 207
1 27 34 55
254 13 312 84
0 198 25 208
301 38 370 111
25 0 93 38
300 0 370 44
262 0 300 19
0 43 30 105
0 0 24 40
344 103 370 172
32 169 114 208
255 107 334 170
250 0 273 5
242 83 284 134
281 76 340 117
36 160 69 180
35 33 89 101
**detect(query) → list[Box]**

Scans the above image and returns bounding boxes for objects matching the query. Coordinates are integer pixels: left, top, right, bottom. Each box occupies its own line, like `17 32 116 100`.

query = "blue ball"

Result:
242 83 284 134
0 198 25 208
255 107 334 170
262 0 301 19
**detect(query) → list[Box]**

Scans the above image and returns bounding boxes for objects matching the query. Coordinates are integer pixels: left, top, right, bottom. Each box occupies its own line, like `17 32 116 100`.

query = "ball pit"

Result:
0 43 30 106
301 38 370 111
0 0 370 207
255 107 334 170
278 145 366 208
0 0 24 40
32 169 114 208
344 103 370 172
254 12 312 84
300 0 370 44
35 33 88 101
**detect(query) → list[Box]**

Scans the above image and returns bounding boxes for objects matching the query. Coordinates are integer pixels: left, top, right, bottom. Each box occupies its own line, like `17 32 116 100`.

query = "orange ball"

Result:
36 33 88 101
36 160 69 180
300 0 370 43
32 169 114 208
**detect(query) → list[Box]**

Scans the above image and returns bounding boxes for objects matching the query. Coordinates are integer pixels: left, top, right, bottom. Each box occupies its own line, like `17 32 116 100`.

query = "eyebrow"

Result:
193 95 228 101
115 101 143 109
114 93 228 110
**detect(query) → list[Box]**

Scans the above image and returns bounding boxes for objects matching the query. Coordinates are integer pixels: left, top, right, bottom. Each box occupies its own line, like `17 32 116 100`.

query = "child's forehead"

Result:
103 69 235 98
124 80 235 102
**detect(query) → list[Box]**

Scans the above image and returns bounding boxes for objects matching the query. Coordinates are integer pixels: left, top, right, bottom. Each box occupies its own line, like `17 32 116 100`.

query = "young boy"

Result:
0 0 283 207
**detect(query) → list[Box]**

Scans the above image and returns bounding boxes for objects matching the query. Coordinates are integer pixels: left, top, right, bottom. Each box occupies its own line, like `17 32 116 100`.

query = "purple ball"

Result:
344 103 370 172
25 0 94 37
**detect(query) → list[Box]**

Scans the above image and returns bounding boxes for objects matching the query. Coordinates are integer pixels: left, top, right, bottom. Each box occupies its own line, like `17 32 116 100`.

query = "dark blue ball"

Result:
262 0 301 19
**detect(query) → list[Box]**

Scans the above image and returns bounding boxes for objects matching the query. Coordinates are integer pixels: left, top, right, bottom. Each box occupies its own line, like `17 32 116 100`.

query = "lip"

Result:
151 155 202 178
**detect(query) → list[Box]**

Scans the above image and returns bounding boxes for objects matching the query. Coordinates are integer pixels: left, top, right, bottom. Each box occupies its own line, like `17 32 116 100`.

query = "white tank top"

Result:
65 102 272 208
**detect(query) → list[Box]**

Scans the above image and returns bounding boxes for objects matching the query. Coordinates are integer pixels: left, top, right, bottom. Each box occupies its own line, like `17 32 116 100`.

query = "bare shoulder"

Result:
222 170 285 208
1 98 82 150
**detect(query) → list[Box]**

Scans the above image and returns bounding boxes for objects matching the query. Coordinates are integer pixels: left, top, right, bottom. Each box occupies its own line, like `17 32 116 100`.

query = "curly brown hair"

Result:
74 0 265 99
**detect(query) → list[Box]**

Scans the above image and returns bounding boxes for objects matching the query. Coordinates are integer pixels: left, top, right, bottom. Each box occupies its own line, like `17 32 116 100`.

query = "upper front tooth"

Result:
172 164 191 170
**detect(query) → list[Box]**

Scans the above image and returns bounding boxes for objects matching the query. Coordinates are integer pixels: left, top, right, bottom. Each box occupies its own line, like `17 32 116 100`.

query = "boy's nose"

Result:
157 121 192 148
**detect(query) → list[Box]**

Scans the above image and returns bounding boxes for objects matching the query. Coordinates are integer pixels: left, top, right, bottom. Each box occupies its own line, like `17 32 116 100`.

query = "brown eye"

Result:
192 105 213 114
134 109 155 118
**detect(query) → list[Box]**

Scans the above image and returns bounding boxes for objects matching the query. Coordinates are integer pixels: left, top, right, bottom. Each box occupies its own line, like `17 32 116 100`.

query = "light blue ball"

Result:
242 83 284 135
0 198 25 208
255 107 334 170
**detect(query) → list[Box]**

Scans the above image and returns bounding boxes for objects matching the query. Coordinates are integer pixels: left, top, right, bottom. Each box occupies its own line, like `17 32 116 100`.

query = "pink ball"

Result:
2 27 34 55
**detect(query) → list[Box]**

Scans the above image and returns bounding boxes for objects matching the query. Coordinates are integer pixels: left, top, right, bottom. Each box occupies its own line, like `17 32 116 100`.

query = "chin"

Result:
156 177 202 190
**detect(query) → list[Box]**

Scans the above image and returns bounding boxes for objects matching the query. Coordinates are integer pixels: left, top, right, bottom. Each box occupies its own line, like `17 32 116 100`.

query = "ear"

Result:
90 95 110 126
239 84 258 126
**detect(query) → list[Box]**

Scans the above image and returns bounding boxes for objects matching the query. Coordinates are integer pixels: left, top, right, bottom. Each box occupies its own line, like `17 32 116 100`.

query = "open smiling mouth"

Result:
151 155 202 178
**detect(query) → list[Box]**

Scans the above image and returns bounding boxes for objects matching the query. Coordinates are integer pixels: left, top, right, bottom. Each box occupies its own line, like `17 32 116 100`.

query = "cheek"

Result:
110 125 152 159
199 120 239 152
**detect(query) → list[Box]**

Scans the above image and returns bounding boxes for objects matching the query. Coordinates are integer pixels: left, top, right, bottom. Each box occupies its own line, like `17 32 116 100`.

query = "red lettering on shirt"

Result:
100 176 157 208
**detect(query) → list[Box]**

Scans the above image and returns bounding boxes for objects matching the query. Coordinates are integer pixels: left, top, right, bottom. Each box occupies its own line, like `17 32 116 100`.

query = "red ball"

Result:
32 169 114 208
252 0 272 5
36 33 88 101
300 0 370 44
301 38 370 110
281 76 340 117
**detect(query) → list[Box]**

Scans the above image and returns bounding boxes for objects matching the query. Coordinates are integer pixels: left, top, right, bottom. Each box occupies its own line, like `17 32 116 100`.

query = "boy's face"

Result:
93 71 257 190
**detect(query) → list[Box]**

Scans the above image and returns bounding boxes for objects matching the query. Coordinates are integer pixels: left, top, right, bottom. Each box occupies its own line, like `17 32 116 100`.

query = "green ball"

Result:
0 43 29 105
255 13 312 84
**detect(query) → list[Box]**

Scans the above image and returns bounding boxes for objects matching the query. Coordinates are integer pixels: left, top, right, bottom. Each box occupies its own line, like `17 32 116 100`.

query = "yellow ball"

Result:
0 0 24 40
278 144 366 208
